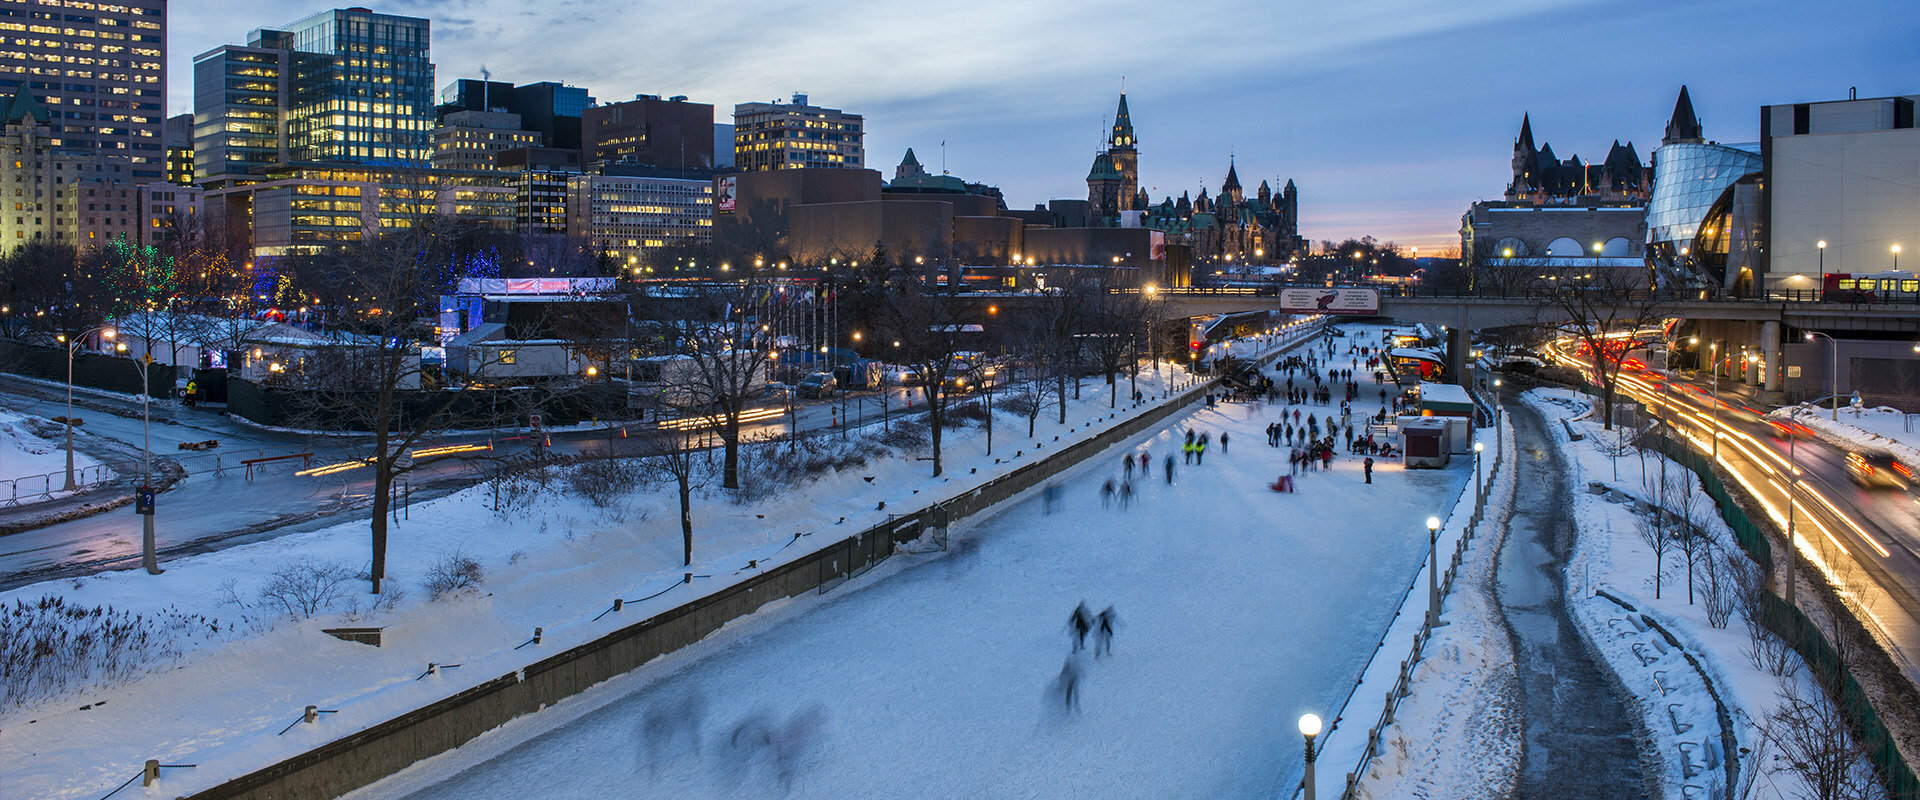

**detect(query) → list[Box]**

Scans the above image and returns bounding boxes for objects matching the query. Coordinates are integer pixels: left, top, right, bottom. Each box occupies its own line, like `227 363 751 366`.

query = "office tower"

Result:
0 0 167 180
194 8 434 186
585 95 713 169
432 110 539 171
732 93 862 171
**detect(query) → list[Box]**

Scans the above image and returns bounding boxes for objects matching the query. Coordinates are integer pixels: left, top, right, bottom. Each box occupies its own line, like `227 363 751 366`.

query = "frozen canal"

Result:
361 344 1468 799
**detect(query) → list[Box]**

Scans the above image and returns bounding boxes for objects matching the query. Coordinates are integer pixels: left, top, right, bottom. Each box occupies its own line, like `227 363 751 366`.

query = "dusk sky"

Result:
170 0 1916 252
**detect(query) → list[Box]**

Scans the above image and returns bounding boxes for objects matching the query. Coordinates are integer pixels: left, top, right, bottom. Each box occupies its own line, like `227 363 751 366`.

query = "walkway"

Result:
1497 402 1650 799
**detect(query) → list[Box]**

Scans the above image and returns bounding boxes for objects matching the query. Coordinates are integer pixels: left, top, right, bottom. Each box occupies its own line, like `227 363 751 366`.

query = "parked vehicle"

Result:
1846 450 1912 490
796 372 836 398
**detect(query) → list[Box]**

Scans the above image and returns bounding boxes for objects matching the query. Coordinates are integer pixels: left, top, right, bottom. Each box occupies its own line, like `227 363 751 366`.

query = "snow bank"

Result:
1772 403 1920 468
0 408 104 491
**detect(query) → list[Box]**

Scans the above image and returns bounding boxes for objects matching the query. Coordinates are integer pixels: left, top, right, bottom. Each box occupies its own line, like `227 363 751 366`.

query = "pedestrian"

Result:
1070 602 1093 651
1123 454 1134 480
1119 479 1133 508
1164 455 1175 484
1219 431 1229 453
1183 439 1194 464
1101 479 1115 508
1044 482 1063 513
1139 452 1150 472
1364 456 1374 484
1095 606 1119 657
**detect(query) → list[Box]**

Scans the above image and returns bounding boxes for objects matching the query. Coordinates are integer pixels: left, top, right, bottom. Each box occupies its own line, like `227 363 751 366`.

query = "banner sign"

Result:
1150 230 1166 261
457 278 616 296
1278 286 1379 315
716 176 736 213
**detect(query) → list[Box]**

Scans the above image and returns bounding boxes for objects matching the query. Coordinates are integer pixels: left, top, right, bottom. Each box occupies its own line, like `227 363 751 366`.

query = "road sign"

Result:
1278 287 1380 315
135 486 156 515
529 412 544 432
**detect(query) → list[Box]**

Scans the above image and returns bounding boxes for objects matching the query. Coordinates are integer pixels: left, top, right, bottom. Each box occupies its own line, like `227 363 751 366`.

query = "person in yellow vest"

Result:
183 380 199 408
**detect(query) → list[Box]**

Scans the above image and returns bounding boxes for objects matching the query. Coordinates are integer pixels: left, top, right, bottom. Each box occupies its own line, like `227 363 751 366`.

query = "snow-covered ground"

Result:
0 407 104 492
1526 390 1855 800
347 324 1466 800
2 320 1390 799
1771 403 1920 468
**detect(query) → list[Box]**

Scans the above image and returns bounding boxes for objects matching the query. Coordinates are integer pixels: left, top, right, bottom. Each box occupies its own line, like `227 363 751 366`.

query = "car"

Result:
795 372 836 399
1846 450 1912 490
1763 418 1815 439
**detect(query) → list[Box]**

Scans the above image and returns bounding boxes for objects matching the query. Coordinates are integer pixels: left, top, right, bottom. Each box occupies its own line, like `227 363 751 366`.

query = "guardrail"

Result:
1 463 118 507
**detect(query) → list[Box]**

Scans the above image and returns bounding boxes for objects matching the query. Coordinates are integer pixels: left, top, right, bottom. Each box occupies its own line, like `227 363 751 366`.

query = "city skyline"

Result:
168 0 1915 252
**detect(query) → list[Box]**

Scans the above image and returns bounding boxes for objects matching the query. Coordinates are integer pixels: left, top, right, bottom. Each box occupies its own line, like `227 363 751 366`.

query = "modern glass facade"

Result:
0 0 167 179
192 45 285 185
272 9 434 166
1645 141 1760 288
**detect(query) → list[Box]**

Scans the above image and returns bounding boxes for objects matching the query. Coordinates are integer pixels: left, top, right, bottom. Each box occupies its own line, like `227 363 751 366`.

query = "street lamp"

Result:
1817 240 1826 280
1473 441 1485 500
61 326 116 490
1298 713 1323 800
126 350 162 574
1805 331 1838 420
1425 515 1442 628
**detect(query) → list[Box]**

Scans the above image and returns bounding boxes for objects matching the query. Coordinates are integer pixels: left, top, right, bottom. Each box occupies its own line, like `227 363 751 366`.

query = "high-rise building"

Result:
732 93 862 171
193 8 434 187
438 78 592 150
0 0 167 181
584 95 713 169
567 170 712 267
163 114 194 186
431 110 539 171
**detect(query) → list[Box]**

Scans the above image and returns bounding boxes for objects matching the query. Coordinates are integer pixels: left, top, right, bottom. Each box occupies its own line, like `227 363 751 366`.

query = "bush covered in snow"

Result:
256 559 356 619
421 551 484 600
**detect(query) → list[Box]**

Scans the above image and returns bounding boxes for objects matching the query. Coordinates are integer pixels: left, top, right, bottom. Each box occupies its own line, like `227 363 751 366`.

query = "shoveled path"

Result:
1496 402 1650 799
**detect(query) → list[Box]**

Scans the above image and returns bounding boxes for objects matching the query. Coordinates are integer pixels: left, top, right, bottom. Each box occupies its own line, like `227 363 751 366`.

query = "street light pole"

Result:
1425 515 1442 628
1805 331 1838 420
1299 713 1322 800
61 326 117 490
1473 441 1485 501
130 351 161 574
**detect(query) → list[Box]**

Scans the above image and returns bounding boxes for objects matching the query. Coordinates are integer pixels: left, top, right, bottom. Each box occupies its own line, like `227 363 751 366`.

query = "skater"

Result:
1219 431 1230 453
1123 454 1134 480
1364 456 1374 484
1070 602 1094 651
1043 482 1063 514
1119 479 1133 508
1056 657 1082 711
1100 479 1115 508
1164 455 1175 484
1094 606 1119 657
1139 452 1150 473
1196 433 1208 465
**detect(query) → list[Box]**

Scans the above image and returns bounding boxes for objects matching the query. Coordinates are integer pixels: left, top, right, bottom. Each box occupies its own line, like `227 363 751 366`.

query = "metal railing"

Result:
1 463 118 507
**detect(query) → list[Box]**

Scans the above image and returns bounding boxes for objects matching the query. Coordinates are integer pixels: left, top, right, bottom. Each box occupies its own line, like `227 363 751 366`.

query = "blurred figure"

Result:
1094 606 1119 657
1070 602 1094 651
638 691 707 774
1055 657 1082 712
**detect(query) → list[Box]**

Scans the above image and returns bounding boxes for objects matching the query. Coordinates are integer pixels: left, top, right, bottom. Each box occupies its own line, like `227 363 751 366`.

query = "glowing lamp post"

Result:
1299 713 1323 800
1425 515 1442 627
61 326 116 490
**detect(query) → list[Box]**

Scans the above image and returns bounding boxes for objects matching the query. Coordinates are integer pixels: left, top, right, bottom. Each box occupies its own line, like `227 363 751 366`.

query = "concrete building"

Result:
733 93 863 171
431 109 539 171
137 182 203 249
1762 92 1920 291
0 0 167 181
585 95 714 169
193 8 435 187
566 170 713 268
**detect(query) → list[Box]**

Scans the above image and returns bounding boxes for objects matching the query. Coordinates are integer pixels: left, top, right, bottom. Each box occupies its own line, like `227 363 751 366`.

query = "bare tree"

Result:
638 422 709 566
878 279 984 477
1676 476 1715 605
1635 470 1680 600
633 276 785 490
1540 268 1665 429
1767 681 1886 800
1083 289 1151 407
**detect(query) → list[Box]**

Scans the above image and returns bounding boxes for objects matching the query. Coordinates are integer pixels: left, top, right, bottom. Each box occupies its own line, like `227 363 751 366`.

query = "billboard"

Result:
716 176 736 213
1278 286 1379 315
1149 230 1166 261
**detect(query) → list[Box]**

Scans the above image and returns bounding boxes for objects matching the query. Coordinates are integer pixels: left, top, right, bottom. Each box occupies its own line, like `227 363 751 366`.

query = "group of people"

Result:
1056 602 1120 711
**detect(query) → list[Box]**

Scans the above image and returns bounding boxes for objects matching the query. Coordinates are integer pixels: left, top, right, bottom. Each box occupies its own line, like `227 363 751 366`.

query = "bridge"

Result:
1147 287 1920 388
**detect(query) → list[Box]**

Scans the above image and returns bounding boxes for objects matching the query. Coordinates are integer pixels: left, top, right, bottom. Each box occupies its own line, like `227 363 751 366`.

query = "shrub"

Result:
0 596 223 713
257 558 356 619
421 552 484 600
568 458 646 508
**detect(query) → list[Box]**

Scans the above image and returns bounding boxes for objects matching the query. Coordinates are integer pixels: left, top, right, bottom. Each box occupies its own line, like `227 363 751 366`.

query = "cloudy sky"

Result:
169 0 1915 252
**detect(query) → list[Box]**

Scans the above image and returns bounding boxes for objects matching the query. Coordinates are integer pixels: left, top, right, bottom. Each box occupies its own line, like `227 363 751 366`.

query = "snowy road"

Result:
359 360 1468 799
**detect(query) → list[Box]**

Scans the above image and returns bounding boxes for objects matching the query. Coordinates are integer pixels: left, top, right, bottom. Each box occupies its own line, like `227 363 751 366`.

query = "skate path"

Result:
357 331 1466 800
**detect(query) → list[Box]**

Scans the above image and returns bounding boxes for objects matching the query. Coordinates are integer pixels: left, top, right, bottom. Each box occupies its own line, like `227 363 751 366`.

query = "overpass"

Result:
1149 287 1920 389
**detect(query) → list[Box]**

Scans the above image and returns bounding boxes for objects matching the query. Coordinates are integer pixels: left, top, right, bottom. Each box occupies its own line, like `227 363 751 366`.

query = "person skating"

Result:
1219 431 1229 453
1094 606 1119 657
1364 456 1374 484
1123 454 1134 481
1070 602 1094 651
1056 657 1082 711
1100 479 1115 508
1164 454 1175 484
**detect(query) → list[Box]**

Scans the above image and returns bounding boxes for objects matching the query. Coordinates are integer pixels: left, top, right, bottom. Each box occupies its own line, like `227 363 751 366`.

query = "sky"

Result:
168 0 1918 252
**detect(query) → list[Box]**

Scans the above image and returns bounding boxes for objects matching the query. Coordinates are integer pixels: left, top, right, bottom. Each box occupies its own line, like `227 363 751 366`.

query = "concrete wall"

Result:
186 321 1327 800
1766 126 1920 288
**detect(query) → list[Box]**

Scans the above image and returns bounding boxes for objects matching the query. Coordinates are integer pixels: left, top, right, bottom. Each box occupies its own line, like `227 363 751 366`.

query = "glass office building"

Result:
1644 141 1761 290
276 9 434 166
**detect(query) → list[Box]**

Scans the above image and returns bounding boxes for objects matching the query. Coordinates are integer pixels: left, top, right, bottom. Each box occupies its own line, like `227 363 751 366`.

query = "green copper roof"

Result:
900 148 920 168
1087 152 1120 180
2 89 49 124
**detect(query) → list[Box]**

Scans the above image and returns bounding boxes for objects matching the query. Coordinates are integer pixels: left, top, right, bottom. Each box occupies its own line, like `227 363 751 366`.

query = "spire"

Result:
1109 92 1135 148
1 88 49 124
895 147 926 180
1663 85 1703 145
1516 113 1536 153
1223 160 1241 191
